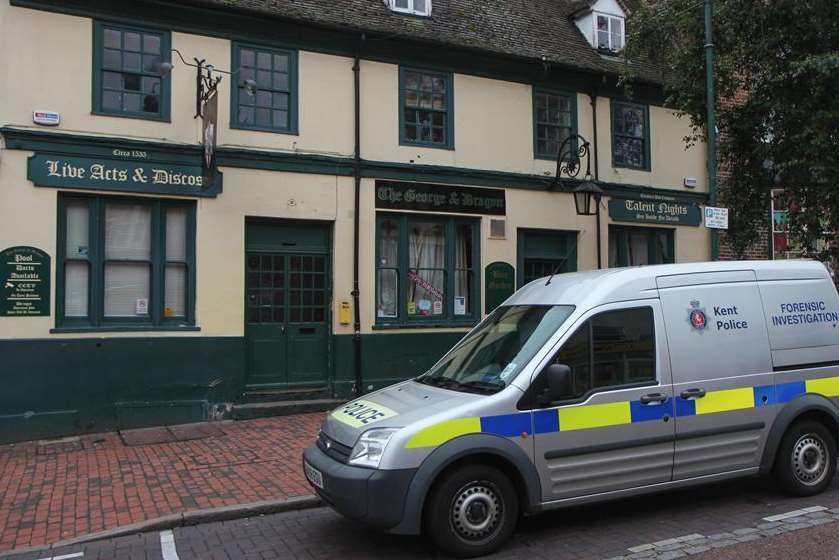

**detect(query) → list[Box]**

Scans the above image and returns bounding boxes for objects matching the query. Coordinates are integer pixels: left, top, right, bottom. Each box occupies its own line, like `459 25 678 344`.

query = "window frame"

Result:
91 20 172 122
55 193 197 332
532 88 579 161
608 225 675 268
389 0 432 17
230 41 299 135
375 212 480 327
399 66 455 150
594 12 625 52
611 100 652 171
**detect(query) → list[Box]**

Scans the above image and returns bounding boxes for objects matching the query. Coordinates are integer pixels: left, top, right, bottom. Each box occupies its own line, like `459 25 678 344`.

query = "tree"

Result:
623 0 839 264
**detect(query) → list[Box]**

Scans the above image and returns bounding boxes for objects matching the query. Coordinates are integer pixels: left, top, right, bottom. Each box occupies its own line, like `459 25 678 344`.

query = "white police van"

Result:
303 260 839 557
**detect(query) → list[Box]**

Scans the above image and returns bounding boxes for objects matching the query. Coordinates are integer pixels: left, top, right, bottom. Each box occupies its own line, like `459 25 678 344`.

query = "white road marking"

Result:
35 552 83 560
160 529 180 560
762 505 828 522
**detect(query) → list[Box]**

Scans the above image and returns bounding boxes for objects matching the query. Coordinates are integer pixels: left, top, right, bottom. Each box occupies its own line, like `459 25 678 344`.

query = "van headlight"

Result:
348 428 399 469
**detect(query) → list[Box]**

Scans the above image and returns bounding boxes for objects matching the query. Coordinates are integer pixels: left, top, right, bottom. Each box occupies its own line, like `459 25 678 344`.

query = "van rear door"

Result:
656 270 775 480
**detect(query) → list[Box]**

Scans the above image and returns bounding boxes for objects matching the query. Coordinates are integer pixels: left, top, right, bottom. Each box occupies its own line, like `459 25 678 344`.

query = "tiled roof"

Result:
188 0 664 84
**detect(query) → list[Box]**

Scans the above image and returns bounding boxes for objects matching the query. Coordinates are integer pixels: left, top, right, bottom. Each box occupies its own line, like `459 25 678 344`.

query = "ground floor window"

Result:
516 229 578 287
57 193 196 328
608 226 674 268
376 213 479 324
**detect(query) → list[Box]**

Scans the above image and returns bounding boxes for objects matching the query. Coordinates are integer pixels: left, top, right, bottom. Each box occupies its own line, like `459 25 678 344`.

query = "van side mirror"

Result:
542 363 573 404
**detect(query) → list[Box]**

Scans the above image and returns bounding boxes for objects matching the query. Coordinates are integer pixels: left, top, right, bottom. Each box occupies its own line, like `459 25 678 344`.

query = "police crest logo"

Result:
687 299 707 330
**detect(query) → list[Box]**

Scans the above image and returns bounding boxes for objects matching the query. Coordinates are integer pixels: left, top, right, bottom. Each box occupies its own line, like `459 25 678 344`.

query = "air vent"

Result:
490 219 506 239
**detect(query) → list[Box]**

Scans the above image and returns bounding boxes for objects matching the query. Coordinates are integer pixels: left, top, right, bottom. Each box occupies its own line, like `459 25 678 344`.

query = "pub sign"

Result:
0 246 50 317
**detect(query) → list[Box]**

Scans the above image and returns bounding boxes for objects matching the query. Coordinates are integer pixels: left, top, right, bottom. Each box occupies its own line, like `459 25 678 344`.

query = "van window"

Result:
550 307 656 401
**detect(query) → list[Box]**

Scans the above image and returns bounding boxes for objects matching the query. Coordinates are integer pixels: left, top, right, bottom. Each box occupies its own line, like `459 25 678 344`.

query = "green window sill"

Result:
372 321 477 331
91 110 171 123
50 325 201 334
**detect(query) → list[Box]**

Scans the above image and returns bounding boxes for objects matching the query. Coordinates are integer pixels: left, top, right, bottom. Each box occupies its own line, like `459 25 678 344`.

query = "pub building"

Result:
0 0 709 443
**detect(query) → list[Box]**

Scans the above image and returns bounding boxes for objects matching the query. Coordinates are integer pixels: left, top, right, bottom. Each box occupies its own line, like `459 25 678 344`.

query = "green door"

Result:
517 229 578 287
245 221 330 390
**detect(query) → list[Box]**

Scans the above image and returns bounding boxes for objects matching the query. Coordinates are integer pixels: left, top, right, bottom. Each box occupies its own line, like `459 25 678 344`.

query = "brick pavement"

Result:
0 413 324 553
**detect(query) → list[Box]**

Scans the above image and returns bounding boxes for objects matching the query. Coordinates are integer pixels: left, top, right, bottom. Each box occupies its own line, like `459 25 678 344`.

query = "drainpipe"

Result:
351 36 365 397
590 92 602 269
704 0 719 260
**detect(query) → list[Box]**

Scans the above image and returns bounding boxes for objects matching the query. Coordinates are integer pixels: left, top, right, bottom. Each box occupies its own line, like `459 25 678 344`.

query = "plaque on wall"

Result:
0 246 50 317
485 261 515 314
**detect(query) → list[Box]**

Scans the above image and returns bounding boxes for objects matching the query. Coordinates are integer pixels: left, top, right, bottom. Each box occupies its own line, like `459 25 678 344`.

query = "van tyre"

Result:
425 464 519 558
774 420 837 496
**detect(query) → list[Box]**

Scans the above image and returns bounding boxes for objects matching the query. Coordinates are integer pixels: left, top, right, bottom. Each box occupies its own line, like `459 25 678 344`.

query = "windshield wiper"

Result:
418 376 502 395
458 380 505 394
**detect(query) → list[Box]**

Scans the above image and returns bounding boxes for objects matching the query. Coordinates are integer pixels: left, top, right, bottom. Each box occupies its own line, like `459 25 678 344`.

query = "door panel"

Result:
532 300 675 501
656 273 775 479
245 253 287 387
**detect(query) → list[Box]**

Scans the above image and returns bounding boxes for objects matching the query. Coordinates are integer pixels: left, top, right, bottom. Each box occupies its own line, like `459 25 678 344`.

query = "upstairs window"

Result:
612 101 650 170
595 13 624 52
533 89 577 160
389 0 431 16
231 42 298 134
399 67 453 149
92 21 171 120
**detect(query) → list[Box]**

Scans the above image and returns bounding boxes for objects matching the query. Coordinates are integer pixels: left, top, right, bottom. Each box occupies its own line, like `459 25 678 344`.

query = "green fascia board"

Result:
0 127 709 204
8 0 667 108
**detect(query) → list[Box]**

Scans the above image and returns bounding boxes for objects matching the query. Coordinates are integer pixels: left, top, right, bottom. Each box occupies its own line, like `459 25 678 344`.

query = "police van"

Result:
303 260 839 557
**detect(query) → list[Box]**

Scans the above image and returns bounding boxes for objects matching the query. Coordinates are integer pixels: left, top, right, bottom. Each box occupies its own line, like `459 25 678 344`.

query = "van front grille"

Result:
317 431 352 463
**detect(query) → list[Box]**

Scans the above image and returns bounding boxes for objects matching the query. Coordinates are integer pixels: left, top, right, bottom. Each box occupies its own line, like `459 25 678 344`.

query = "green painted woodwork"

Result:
230 42 299 134
399 67 454 150
245 221 331 389
375 213 480 327
0 336 243 444
375 180 505 215
0 246 50 316
532 88 579 161
29 153 222 197
91 20 171 121
608 196 702 226
611 100 652 171
332 331 466 396
55 193 197 330
0 128 711 204
484 261 515 314
516 229 578 287
609 226 675 267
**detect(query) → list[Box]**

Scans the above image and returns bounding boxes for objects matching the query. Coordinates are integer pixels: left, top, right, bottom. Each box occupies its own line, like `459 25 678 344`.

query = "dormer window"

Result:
595 13 624 52
388 0 431 17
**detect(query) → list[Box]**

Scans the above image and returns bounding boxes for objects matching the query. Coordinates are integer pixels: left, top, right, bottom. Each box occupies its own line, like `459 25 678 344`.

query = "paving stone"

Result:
628 543 656 553
683 545 712 555
732 527 759 535
657 551 686 560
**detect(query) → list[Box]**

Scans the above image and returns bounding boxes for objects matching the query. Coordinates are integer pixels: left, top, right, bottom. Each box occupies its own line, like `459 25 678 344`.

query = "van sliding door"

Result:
656 270 774 480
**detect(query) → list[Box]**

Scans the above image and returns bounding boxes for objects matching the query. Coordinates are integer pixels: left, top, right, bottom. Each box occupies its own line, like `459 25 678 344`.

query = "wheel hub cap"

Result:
451 483 502 541
792 434 829 486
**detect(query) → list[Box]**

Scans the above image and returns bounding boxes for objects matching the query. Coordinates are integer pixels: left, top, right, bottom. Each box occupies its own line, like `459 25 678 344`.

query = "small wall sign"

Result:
33 110 60 126
375 180 506 215
704 206 729 229
485 261 515 314
0 246 51 317
608 194 701 226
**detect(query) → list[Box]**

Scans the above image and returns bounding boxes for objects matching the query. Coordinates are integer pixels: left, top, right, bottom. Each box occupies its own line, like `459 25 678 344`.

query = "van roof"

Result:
506 260 830 307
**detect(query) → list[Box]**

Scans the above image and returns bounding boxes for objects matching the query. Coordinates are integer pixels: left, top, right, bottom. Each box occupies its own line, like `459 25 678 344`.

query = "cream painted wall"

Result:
595 98 708 192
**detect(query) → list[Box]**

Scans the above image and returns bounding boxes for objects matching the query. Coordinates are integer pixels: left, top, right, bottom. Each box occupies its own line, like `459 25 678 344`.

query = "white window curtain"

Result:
64 202 90 317
407 221 445 316
628 232 649 266
377 219 399 318
104 203 151 317
454 224 471 316
165 207 187 317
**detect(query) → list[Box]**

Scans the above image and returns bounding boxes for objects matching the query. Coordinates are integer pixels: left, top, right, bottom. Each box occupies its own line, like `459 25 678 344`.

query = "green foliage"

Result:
623 0 839 261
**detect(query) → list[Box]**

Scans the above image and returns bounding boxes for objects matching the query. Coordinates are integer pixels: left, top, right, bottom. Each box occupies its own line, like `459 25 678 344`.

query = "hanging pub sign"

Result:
608 193 701 226
201 89 219 189
0 246 50 317
27 152 223 198
485 261 515 313
375 180 506 215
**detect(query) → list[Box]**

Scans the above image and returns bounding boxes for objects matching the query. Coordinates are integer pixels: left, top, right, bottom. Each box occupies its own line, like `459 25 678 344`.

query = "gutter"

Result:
351 35 365 397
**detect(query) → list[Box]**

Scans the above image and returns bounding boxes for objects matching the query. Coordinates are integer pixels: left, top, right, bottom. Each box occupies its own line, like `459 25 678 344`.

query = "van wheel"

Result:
774 420 837 496
425 464 518 558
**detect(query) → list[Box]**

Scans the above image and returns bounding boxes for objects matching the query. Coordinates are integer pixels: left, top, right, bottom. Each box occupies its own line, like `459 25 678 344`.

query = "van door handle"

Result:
680 388 707 400
639 393 667 405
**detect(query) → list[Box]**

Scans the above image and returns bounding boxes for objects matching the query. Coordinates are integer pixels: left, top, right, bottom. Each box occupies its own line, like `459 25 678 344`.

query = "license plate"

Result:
304 461 324 489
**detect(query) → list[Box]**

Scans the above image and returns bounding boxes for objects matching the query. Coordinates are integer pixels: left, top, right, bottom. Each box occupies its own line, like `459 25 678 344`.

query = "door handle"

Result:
680 388 707 400
639 393 667 405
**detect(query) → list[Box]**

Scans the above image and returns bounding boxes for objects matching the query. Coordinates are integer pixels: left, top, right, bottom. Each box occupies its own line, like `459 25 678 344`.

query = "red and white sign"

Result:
33 111 60 126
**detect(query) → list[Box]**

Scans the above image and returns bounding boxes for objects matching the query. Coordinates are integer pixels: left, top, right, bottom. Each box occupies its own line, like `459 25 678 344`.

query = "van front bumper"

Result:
302 444 417 530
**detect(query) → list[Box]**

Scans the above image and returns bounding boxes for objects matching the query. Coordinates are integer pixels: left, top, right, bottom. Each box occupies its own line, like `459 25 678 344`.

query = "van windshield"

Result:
416 305 575 395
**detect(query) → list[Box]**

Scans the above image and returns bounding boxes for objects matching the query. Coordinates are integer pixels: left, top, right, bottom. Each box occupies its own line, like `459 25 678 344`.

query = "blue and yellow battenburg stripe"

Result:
403 375 839 449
